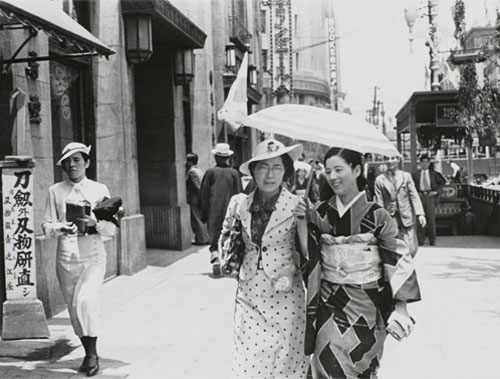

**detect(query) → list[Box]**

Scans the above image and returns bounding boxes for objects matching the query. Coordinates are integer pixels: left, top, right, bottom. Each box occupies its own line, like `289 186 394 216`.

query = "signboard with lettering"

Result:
270 0 293 96
436 104 461 127
328 18 338 106
2 167 36 300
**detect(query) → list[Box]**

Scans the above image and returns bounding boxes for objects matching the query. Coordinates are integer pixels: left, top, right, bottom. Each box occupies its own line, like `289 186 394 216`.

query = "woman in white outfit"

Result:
42 142 115 376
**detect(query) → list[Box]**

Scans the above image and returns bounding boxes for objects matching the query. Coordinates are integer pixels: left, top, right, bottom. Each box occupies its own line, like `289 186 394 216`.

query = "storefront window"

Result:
50 60 95 181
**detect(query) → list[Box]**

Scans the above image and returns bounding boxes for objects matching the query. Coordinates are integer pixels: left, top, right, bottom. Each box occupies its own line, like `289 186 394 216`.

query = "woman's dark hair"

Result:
323 147 367 191
63 152 90 164
248 153 294 182
186 153 199 165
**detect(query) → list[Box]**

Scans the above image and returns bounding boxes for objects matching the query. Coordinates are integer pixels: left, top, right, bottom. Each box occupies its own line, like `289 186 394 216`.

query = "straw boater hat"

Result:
56 142 91 165
211 143 234 157
240 138 303 176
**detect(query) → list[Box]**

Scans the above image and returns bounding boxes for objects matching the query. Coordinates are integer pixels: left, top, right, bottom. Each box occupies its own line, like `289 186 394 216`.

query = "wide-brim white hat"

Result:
211 143 234 157
56 142 91 165
240 138 303 175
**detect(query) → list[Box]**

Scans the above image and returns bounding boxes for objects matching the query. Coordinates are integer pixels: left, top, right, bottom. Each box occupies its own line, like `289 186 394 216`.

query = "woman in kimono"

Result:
220 138 309 378
42 142 116 376
295 147 421 379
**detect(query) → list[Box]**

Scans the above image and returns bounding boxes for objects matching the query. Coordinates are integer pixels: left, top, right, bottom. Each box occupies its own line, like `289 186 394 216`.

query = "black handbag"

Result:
222 218 245 275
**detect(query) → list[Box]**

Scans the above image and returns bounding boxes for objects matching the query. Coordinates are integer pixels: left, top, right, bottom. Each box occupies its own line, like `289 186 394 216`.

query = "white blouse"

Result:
42 177 115 238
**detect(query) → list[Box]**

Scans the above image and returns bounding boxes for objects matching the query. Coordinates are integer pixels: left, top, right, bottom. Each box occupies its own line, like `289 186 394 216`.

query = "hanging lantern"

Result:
124 14 153 64
175 49 194 85
225 43 236 70
248 64 258 85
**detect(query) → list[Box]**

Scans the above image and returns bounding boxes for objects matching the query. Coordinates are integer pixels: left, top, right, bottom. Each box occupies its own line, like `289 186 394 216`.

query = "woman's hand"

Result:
60 222 78 235
386 301 415 341
418 215 427 228
294 198 309 221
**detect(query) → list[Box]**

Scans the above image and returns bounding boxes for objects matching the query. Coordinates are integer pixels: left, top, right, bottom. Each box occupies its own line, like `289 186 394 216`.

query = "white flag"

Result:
217 52 248 132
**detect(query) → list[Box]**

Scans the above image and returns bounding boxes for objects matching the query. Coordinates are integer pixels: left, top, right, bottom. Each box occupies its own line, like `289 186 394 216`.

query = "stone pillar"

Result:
1 157 49 340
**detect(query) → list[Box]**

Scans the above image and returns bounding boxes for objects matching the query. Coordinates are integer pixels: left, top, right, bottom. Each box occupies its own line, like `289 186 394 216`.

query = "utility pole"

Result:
428 0 440 91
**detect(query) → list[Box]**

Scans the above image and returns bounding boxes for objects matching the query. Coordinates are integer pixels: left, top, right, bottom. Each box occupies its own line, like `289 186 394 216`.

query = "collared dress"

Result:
221 187 309 379
42 177 115 337
303 192 421 379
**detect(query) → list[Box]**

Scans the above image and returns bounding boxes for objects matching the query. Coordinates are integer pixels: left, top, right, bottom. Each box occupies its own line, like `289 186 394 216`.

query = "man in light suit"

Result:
412 154 445 246
374 156 426 257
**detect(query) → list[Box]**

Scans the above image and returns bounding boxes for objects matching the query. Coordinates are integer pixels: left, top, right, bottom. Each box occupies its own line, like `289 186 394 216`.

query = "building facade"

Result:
0 0 263 326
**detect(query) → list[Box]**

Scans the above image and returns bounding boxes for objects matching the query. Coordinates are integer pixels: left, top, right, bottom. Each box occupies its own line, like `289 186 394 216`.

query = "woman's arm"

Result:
42 187 74 237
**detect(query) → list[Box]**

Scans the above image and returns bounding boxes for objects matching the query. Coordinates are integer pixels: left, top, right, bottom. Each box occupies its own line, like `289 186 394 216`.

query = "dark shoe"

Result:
79 356 90 372
212 262 222 277
430 240 436 246
86 356 99 377
193 241 209 246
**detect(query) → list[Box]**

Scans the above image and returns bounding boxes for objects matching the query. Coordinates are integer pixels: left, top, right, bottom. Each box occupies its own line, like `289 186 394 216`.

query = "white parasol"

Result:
242 104 400 157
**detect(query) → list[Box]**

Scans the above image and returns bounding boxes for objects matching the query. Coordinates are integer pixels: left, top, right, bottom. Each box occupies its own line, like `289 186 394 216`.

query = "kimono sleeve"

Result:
374 207 421 303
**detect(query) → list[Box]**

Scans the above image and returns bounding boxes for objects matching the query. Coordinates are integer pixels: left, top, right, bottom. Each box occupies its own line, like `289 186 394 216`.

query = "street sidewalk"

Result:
0 236 499 378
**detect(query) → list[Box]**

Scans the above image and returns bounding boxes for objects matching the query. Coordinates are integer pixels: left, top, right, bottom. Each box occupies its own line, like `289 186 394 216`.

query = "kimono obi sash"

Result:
320 233 382 284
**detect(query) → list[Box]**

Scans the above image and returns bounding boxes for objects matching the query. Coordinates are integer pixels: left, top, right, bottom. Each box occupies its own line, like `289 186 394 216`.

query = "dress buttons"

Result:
262 247 267 252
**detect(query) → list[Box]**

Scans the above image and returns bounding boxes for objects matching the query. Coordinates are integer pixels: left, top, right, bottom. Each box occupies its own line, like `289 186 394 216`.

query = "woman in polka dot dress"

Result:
220 139 309 379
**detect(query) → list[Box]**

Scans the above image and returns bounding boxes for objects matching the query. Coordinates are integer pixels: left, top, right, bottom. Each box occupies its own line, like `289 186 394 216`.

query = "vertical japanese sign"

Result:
2 167 36 300
327 18 338 110
270 0 293 98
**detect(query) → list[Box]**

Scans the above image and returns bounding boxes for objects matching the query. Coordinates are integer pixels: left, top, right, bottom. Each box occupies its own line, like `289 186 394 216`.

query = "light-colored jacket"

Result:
374 170 424 228
219 187 300 281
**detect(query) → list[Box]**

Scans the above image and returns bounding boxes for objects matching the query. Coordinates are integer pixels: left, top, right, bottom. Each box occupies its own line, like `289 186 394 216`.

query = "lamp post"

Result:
404 0 440 91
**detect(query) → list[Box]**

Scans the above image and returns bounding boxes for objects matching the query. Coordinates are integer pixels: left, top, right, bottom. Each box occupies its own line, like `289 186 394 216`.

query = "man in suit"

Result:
186 153 210 245
374 156 426 257
200 143 242 276
412 154 445 246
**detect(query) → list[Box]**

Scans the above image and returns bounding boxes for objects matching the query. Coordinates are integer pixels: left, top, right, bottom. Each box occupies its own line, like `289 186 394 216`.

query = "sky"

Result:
333 0 499 127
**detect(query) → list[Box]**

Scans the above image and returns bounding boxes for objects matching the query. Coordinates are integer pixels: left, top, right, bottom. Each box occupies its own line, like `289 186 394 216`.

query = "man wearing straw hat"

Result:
200 143 242 276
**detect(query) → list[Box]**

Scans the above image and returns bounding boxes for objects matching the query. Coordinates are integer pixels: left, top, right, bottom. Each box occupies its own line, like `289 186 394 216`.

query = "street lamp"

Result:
174 49 194 85
404 0 440 91
404 7 418 53
124 14 153 64
248 64 258 85
225 43 236 71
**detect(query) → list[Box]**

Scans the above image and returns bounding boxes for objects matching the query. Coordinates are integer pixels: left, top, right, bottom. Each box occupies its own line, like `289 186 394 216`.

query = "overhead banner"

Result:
270 0 293 97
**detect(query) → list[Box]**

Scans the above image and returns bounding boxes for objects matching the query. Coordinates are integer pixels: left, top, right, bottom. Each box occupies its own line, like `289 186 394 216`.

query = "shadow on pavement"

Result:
430 255 500 281
0 338 76 361
430 235 500 249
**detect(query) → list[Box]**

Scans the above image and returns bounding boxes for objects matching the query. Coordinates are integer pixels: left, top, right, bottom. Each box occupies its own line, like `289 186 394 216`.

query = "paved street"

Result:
0 236 499 378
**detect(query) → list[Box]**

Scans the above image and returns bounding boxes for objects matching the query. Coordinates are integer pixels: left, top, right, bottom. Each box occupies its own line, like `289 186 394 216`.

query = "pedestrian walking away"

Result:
186 152 210 245
374 156 426 257
295 147 421 379
41 142 117 377
220 138 309 378
200 143 242 276
412 154 446 246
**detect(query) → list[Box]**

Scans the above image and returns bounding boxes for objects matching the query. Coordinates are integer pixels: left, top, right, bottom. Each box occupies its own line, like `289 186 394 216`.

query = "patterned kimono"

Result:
302 192 421 379
220 187 309 379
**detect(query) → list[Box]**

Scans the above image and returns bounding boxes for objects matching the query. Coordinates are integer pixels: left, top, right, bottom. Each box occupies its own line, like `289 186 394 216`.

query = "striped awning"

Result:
0 0 114 57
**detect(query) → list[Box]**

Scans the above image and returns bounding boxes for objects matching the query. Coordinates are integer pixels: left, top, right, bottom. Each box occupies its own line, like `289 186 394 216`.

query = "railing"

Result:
468 185 500 204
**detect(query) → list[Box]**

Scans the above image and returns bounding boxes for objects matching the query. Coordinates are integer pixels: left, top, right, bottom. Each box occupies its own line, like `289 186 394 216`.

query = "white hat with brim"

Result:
240 138 303 176
56 142 91 166
211 143 234 157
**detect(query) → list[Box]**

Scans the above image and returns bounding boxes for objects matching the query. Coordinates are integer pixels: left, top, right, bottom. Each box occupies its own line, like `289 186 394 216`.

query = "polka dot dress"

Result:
231 188 308 378
232 270 308 379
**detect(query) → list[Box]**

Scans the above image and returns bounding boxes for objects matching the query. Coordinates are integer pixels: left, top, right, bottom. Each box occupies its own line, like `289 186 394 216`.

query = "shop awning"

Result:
121 0 206 49
0 0 115 62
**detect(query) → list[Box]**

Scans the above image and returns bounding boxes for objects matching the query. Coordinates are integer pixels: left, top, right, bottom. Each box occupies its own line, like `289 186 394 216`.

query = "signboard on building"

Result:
436 104 461 127
328 17 338 108
270 0 293 98
2 166 36 300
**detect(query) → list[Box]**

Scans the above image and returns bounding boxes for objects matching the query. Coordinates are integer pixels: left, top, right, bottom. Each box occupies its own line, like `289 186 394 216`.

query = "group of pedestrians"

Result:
217 138 421 378
43 137 436 378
